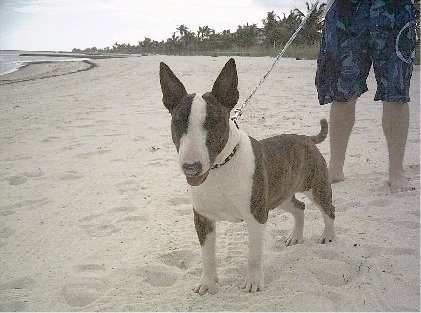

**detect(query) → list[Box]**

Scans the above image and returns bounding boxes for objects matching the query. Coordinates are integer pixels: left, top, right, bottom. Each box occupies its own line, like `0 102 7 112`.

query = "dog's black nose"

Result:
182 162 202 176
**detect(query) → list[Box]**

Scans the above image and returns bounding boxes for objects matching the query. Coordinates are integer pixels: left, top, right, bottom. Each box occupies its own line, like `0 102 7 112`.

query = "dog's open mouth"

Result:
186 171 209 186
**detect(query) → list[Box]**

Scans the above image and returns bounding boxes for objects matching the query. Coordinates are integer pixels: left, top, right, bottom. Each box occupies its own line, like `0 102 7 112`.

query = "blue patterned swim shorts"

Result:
316 0 417 105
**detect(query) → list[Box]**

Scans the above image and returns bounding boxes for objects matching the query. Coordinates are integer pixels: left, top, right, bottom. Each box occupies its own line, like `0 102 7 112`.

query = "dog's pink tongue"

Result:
186 173 208 186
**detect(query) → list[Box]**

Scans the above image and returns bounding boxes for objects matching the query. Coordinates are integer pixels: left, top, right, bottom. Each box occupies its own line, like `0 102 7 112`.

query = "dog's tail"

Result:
310 119 328 144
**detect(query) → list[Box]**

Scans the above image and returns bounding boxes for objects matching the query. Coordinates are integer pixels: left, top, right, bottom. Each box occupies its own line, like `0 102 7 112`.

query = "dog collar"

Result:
211 143 239 170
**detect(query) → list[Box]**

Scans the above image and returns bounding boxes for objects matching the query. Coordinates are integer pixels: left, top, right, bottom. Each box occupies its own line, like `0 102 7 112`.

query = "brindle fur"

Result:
250 126 335 224
194 209 214 246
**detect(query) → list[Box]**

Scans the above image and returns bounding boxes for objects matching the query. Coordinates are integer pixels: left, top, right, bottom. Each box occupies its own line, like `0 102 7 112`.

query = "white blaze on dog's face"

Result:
177 95 211 186
160 59 239 186
178 96 209 169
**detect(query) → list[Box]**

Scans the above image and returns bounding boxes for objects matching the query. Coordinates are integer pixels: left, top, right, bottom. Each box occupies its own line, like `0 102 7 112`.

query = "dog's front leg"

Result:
242 218 266 293
193 209 218 295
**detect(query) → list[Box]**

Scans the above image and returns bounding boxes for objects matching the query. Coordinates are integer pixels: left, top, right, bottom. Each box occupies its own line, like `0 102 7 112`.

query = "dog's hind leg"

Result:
281 196 305 246
193 209 219 295
303 187 335 244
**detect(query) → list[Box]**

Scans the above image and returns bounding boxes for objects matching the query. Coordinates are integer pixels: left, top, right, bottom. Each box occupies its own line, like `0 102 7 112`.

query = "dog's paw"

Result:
318 229 335 244
241 271 265 293
285 230 304 246
193 278 219 295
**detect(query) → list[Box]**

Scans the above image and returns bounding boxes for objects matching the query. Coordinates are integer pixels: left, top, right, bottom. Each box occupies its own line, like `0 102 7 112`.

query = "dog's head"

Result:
160 58 239 186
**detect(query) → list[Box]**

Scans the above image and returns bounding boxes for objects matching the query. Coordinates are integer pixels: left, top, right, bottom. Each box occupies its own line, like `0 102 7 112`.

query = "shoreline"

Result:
0 59 97 85
0 50 130 77
19 52 130 59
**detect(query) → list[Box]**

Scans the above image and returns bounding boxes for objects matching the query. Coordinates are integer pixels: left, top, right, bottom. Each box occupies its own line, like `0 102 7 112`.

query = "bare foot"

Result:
389 173 416 192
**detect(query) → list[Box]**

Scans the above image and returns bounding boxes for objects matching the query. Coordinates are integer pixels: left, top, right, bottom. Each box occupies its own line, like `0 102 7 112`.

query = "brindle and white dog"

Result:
160 58 335 295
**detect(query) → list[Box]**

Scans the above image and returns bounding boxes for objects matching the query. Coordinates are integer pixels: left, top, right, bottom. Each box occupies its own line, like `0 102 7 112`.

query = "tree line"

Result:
73 2 326 55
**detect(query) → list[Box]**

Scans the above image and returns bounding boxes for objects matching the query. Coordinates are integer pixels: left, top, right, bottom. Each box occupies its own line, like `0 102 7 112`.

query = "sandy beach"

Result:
0 55 419 311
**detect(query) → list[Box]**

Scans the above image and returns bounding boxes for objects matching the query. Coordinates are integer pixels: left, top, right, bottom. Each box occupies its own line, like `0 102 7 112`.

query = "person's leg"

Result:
328 100 356 183
369 0 416 190
382 101 410 191
316 2 370 183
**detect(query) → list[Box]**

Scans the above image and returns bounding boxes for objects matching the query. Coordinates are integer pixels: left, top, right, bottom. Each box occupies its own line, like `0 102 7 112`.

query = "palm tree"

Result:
219 30 234 50
295 1 326 45
197 26 215 40
176 24 189 37
166 32 181 54
262 11 280 47
235 23 258 48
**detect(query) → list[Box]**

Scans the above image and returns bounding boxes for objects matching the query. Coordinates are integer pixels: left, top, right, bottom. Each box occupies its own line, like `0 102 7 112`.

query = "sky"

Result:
0 0 314 51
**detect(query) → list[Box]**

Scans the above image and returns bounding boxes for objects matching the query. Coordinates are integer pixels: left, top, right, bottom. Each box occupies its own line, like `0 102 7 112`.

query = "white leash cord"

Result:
231 5 317 123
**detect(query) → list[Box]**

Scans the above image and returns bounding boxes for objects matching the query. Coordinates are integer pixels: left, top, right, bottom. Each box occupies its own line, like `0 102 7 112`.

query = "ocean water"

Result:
0 50 83 75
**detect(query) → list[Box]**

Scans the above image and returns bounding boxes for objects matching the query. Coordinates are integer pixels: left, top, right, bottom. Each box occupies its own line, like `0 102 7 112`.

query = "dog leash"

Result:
230 4 318 127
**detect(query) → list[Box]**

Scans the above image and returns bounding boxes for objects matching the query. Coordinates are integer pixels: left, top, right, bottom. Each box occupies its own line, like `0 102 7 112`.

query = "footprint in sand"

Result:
0 300 26 312
0 277 35 290
168 197 192 216
57 170 83 181
0 198 50 216
158 248 198 269
116 180 140 195
175 207 192 217
0 277 35 311
0 224 15 238
119 215 148 222
62 277 105 307
366 198 389 208
5 169 45 186
108 205 138 214
61 143 84 151
74 264 106 272
407 164 420 171
79 204 149 237
107 205 148 223
6 175 27 186
135 264 180 288
78 213 102 223
85 224 120 238
22 170 44 178
310 249 361 287
0 205 16 217
41 136 61 143
62 263 107 307
76 149 111 159
148 160 167 167
167 197 190 206
3 155 32 162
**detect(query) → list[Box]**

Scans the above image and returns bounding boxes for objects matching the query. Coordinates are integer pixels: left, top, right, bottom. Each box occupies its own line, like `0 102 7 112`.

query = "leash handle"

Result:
231 5 317 123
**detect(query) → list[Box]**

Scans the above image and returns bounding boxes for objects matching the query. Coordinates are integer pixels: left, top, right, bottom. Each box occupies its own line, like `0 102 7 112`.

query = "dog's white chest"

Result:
189 132 255 222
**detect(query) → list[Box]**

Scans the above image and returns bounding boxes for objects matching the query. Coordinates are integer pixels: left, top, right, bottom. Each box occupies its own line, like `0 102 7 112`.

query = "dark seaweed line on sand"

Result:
0 60 98 85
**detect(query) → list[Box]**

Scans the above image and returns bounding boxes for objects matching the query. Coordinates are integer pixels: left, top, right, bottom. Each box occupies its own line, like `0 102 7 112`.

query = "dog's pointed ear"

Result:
211 58 239 111
160 62 187 113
